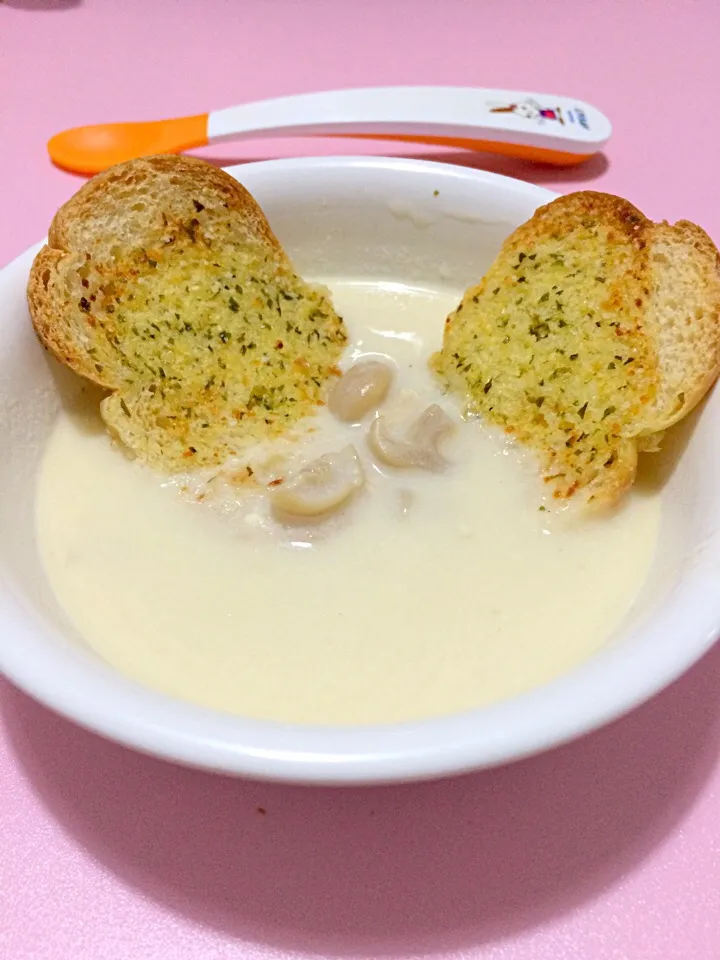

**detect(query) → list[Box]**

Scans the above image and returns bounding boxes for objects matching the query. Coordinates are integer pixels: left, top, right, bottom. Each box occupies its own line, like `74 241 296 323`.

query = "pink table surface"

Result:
2 1 720 958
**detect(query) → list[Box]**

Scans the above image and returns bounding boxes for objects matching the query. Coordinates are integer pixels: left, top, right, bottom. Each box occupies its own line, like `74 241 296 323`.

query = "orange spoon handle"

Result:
49 114 209 175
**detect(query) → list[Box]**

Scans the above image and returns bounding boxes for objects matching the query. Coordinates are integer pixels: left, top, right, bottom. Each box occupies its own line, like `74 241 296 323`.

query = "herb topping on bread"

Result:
28 156 347 470
433 191 720 506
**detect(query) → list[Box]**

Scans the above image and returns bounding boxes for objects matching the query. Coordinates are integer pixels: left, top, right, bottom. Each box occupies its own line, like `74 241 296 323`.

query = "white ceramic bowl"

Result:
1 156 719 785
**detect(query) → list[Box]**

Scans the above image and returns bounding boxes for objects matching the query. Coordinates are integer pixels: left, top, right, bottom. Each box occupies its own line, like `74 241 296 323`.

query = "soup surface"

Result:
35 281 661 725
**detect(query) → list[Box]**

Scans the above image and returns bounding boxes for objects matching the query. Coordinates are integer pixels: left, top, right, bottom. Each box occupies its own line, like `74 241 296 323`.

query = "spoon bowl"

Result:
49 115 208 175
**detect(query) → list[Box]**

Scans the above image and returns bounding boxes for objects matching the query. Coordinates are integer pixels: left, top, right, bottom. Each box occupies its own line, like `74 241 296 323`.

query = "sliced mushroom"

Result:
328 359 394 422
271 446 364 520
368 404 454 470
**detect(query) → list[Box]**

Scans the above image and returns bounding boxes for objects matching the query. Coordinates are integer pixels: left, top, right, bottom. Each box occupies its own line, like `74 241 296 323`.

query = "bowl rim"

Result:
1 154 719 786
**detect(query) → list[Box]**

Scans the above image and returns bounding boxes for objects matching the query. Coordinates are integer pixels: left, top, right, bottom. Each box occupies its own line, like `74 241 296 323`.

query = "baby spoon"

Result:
48 86 611 175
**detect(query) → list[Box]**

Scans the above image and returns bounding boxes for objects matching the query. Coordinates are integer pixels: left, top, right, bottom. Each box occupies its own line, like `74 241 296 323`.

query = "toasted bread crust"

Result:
642 218 720 430
48 155 282 258
434 191 720 509
520 190 649 243
28 244 103 383
27 156 347 470
29 156 286 388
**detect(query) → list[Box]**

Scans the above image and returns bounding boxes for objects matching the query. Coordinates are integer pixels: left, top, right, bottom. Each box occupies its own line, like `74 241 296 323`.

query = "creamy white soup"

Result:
35 281 661 725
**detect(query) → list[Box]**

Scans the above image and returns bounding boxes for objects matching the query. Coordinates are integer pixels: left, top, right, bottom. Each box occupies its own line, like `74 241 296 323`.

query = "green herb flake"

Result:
529 320 550 341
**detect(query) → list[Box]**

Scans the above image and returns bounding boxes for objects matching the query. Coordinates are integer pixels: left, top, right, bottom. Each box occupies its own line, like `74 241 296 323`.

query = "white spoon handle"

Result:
208 86 610 161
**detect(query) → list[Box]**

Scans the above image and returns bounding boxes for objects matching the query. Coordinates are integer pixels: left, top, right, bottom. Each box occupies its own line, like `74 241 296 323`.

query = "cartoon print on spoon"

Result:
489 98 591 129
